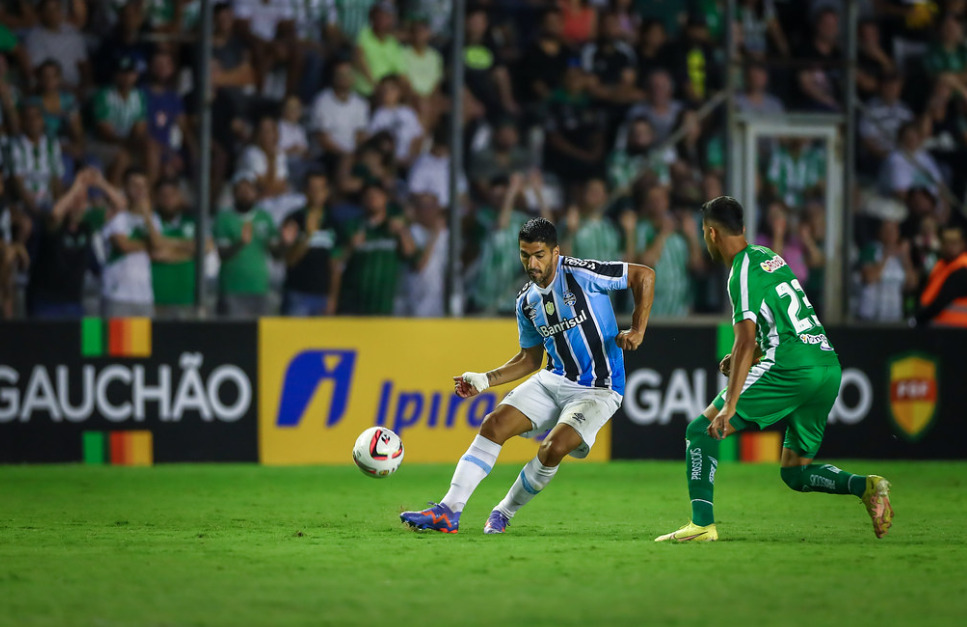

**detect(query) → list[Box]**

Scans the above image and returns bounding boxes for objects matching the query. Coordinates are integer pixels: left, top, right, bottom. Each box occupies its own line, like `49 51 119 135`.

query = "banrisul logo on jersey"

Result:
887 352 939 442
0 319 258 463
258 319 612 464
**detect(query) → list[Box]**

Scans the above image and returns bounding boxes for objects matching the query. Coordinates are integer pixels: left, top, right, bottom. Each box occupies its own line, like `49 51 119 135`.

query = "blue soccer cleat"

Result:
400 502 460 533
483 510 510 534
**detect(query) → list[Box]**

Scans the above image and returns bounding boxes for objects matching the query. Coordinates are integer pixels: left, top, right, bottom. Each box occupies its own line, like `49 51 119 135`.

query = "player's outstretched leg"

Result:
399 435 501 533
401 406 531 533
780 463 893 538
485 424 579 534
655 414 720 542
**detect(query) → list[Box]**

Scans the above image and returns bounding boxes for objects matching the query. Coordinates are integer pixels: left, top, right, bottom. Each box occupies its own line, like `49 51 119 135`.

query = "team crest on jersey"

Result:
760 256 787 273
545 302 556 316
563 291 576 307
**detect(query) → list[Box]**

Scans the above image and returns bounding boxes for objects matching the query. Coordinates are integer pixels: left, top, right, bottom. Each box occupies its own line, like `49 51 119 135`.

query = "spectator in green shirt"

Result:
337 183 416 315
924 13 967 91
90 55 152 187
353 2 406 97
151 178 201 319
560 178 622 262
213 174 287 319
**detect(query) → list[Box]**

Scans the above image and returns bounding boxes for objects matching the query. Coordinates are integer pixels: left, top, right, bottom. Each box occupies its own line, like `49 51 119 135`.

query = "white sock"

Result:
495 456 559 519
441 435 502 513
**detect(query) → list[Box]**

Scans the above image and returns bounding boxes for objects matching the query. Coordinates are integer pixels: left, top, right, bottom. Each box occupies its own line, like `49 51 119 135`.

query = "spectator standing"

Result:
516 8 570 109
635 19 676 78
735 0 790 60
766 138 826 210
9 103 64 217
402 16 444 131
471 174 533 314
620 184 702 316
92 0 151 86
28 168 122 318
0 179 29 320
754 201 811 282
310 58 371 168
469 119 533 202
26 60 84 165
24 0 90 94
353 2 406 97
670 14 717 106
543 62 607 189
858 71 914 175
923 12 967 88
856 18 895 101
151 179 198 320
800 201 828 315
213 174 282 318
280 171 341 316
857 219 917 322
236 116 300 223
100 168 164 317
233 0 301 97
607 116 673 192
395 193 448 317
624 70 684 145
916 224 967 327
91 56 150 186
338 183 416 315
878 121 944 200
145 49 193 183
407 128 467 210
462 6 520 120
795 8 843 111
367 75 424 168
734 61 785 115
560 178 621 261
582 9 643 138
278 95 310 187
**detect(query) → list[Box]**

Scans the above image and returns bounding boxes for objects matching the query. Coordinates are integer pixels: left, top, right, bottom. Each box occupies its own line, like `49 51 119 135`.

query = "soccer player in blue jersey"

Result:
401 217 655 533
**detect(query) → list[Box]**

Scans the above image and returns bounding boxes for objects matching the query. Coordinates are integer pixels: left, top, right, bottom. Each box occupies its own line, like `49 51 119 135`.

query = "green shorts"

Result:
712 363 842 458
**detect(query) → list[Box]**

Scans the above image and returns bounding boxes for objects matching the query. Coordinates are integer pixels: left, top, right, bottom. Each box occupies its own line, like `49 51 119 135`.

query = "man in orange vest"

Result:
916 225 967 327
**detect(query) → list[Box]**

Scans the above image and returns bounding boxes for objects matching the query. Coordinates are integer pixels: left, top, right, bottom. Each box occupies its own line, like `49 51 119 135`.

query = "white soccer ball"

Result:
352 427 404 478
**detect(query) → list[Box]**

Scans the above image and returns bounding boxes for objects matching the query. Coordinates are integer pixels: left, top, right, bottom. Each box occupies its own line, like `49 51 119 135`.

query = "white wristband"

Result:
462 372 490 393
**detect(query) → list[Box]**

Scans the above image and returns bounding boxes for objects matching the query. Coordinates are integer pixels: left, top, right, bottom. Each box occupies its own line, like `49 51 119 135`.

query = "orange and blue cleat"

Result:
400 502 460 533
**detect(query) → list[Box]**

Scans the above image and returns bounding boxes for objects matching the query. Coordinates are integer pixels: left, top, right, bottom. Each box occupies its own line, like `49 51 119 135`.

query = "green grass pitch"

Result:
1 461 965 627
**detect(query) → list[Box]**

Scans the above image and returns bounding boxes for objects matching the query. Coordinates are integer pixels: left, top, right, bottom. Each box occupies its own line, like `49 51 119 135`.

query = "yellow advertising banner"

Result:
258 318 611 465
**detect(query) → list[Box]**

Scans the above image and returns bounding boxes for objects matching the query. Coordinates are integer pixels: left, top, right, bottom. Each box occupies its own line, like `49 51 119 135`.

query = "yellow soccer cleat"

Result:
654 521 718 542
861 475 894 539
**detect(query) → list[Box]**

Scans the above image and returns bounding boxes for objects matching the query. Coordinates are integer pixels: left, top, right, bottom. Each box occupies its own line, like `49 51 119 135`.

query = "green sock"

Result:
685 416 719 526
780 464 866 497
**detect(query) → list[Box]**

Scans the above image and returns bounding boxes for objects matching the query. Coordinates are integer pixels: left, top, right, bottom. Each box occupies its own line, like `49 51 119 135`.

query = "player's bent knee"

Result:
479 412 514 445
537 437 571 466
685 415 710 440
780 466 807 492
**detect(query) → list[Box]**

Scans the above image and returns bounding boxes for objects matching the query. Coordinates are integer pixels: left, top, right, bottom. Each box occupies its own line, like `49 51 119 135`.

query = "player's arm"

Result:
453 344 545 399
709 319 758 439
616 263 655 351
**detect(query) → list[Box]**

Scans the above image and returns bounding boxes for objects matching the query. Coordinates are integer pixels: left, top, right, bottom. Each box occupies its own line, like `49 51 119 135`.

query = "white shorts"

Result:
500 369 622 459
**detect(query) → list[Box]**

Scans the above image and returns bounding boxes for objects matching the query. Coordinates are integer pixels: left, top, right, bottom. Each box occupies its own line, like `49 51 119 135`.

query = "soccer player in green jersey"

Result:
656 196 894 542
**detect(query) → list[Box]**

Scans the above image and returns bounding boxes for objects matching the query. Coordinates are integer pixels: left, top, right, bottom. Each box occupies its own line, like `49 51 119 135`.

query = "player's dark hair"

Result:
519 217 558 248
701 196 745 235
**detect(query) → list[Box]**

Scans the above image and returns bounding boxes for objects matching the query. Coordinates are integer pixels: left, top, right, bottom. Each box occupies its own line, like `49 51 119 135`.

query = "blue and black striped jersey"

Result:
516 256 629 395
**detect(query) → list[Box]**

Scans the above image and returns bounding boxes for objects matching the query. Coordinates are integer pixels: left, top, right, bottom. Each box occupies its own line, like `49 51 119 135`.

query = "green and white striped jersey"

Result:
634 221 691 316
9 134 63 204
569 216 622 264
728 244 838 370
766 145 825 209
93 87 147 137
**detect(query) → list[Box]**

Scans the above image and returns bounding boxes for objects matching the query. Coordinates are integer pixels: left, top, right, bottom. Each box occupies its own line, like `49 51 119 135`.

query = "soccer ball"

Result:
352 427 404 478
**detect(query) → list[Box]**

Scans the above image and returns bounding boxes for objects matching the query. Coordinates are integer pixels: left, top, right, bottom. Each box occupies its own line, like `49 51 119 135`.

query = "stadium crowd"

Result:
0 0 966 324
